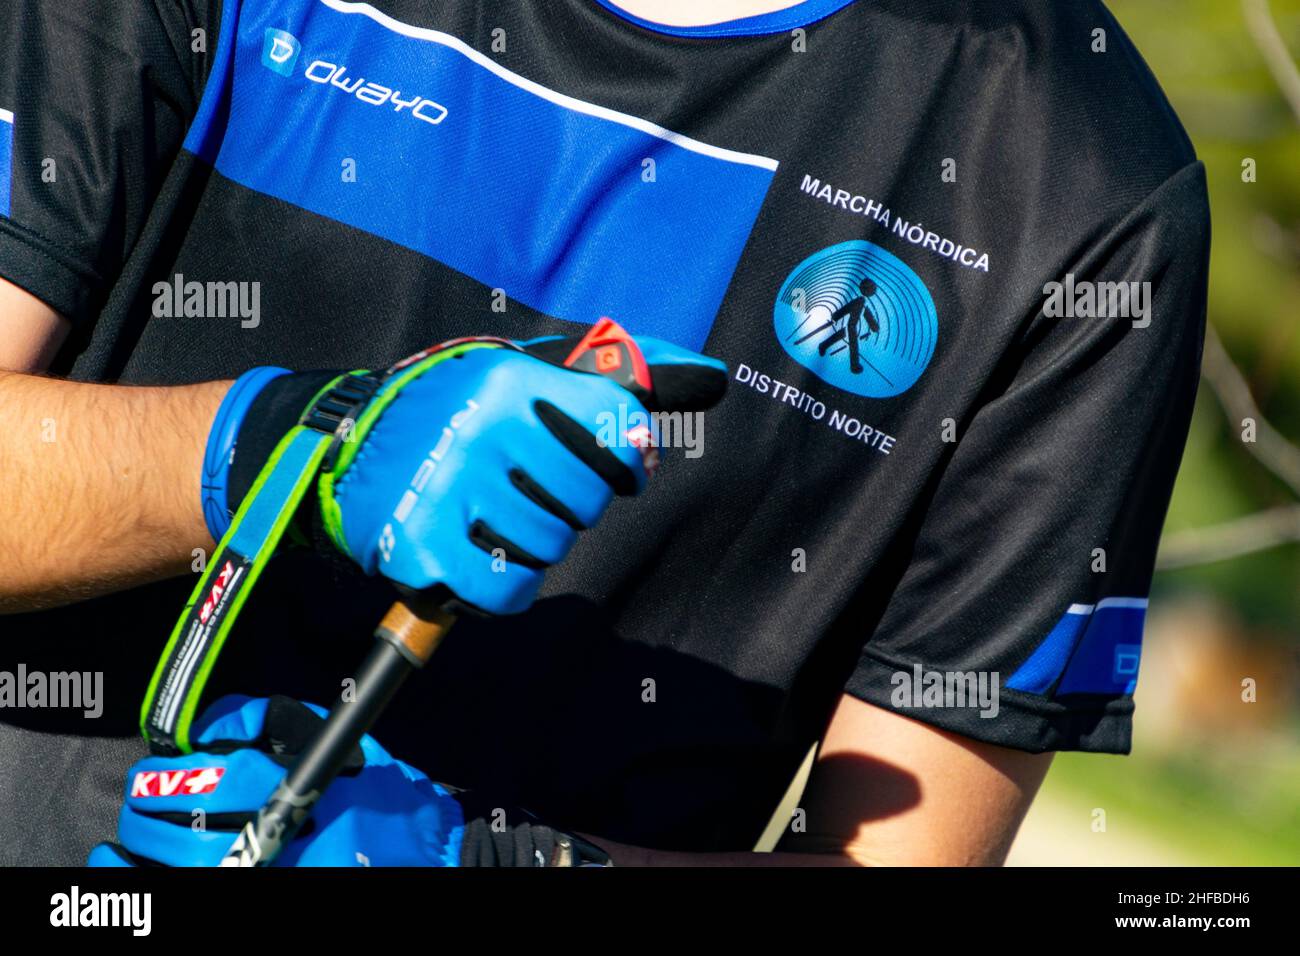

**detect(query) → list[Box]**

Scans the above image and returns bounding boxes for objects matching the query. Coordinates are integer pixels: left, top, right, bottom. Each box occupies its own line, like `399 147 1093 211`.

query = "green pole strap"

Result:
140 340 505 755
140 419 336 754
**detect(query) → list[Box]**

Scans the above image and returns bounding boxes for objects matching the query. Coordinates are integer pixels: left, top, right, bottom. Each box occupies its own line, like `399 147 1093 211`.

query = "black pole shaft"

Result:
220 641 415 866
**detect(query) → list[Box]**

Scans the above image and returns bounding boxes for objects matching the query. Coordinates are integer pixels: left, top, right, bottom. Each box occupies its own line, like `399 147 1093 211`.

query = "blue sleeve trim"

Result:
201 367 290 541
1007 598 1150 697
1005 605 1091 695
589 0 859 38
184 0 241 162
0 109 14 217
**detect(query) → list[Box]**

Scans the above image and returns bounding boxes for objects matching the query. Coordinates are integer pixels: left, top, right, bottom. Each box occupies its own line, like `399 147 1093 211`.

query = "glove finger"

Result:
190 694 268 745
117 805 249 867
506 418 616 528
638 338 728 413
524 332 728 412
632 335 727 369
444 541 545 615
284 773 465 867
471 474 579 568
642 353 728 408
383 516 545 616
527 369 652 496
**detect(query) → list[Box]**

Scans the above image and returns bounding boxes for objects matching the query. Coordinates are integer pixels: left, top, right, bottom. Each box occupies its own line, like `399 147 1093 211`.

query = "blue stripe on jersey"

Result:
183 0 778 351
0 109 14 217
1007 598 1147 696
1004 606 1089 695
1056 599 1146 696
591 0 860 38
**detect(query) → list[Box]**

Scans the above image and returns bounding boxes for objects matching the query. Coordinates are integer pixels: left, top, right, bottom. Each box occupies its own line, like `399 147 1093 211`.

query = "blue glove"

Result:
324 342 650 613
201 330 727 615
90 696 610 867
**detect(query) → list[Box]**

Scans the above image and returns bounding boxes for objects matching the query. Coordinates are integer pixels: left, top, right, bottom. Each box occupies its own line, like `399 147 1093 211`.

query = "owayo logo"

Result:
258 28 448 126
261 29 301 77
774 240 937 398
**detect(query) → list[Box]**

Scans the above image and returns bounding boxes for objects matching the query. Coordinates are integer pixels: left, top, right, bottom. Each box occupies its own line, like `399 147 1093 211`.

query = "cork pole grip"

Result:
377 600 457 666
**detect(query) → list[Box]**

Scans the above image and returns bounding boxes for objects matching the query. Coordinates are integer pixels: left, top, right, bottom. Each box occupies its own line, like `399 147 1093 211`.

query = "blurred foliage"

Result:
1112 0 1300 632
1047 748 1300 864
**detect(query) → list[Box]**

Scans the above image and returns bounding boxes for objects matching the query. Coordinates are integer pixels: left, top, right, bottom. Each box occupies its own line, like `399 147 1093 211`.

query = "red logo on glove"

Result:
131 767 226 798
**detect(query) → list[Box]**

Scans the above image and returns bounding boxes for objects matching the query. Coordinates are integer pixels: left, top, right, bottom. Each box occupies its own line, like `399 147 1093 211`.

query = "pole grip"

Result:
375 597 457 668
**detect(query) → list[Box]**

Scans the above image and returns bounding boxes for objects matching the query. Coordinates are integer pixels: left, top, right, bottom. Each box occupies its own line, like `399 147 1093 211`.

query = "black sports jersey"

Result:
0 0 1208 863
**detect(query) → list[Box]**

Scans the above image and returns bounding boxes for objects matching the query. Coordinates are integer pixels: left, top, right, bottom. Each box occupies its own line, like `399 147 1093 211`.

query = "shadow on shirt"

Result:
0 552 909 851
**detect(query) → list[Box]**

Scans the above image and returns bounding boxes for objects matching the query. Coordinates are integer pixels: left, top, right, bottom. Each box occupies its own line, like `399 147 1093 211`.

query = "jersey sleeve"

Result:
0 0 212 323
844 162 1210 754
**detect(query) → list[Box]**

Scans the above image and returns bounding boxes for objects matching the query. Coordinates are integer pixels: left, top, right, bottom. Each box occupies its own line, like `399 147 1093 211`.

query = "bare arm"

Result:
586 693 1053 866
0 276 70 371
0 277 226 612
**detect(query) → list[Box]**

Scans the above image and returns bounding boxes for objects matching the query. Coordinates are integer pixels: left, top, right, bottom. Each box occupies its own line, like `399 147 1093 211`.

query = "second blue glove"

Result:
92 695 611 867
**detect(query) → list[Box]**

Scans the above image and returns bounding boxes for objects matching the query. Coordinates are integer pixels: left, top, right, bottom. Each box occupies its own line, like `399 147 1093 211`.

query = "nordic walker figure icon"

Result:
794 276 881 377
774 240 938 399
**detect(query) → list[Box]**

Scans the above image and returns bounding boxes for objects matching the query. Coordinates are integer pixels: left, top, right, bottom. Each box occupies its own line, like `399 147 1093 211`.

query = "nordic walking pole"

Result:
220 592 455 866
221 319 671 867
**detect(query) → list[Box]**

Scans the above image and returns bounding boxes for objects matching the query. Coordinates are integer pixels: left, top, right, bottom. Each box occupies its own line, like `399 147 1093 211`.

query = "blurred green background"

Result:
1012 0 1300 866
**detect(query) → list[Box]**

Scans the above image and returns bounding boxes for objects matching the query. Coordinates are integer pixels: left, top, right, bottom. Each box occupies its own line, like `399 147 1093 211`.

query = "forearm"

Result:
0 371 229 612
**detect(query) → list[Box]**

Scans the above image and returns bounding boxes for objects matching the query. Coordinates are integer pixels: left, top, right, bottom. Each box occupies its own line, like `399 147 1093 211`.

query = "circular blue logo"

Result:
774 240 937 398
